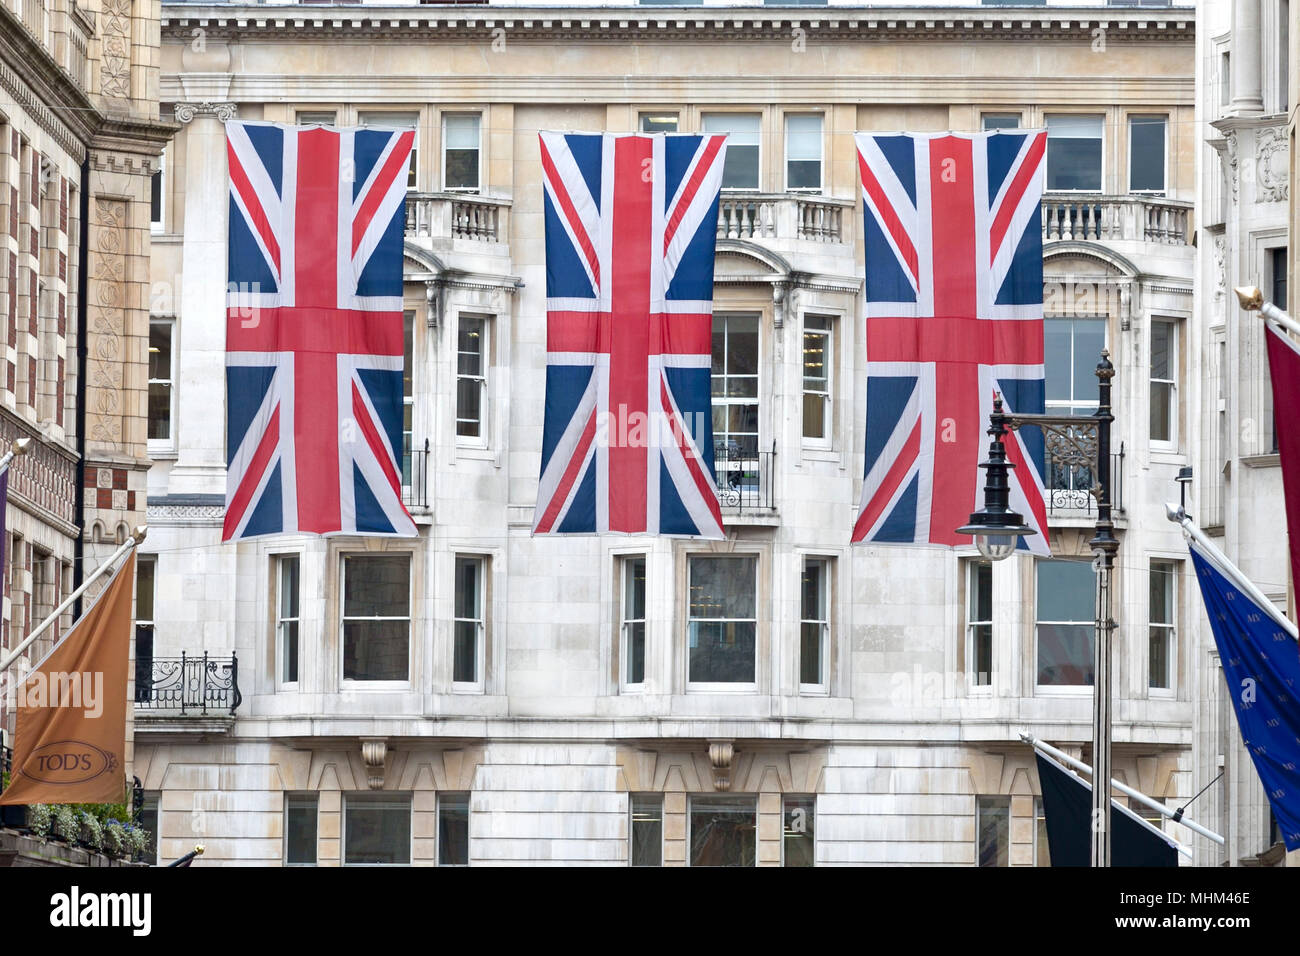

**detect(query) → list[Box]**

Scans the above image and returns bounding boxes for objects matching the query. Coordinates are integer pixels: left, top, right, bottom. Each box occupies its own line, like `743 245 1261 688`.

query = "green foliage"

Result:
78 811 104 851
27 804 51 840
52 805 79 841
102 819 126 858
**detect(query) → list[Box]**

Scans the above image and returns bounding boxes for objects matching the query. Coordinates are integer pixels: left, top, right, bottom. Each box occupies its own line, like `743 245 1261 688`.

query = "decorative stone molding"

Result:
425 278 444 329
100 0 134 100
174 102 238 124
0 61 86 163
1223 131 1239 202
361 738 388 790
88 199 127 445
1256 126 1288 203
708 740 735 792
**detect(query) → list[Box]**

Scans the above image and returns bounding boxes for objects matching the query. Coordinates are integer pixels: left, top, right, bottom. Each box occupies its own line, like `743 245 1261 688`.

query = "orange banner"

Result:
0 552 135 806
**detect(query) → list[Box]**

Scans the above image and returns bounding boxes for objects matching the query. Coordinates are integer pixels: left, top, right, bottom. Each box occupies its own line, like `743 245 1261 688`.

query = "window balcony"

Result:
402 437 430 511
715 193 853 245
134 647 241 716
404 192 510 244
1044 440 1126 521
1041 193 1192 246
713 440 776 514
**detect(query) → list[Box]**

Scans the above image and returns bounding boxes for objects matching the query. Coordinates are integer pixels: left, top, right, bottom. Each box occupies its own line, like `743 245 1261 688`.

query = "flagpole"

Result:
0 437 31 481
1022 732 1225 846
0 526 147 675
1166 503 1299 639
1236 286 1300 340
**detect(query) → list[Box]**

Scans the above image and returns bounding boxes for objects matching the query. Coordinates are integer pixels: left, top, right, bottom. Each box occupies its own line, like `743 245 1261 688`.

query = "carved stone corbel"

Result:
708 739 735 792
425 278 445 329
360 738 388 790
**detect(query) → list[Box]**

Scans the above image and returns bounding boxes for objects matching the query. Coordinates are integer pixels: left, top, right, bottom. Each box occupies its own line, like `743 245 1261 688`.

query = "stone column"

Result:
168 103 236 497
1231 0 1266 115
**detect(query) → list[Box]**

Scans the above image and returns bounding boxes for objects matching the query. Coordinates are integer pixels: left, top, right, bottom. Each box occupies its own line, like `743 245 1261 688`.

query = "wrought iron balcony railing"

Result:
134 649 241 716
1045 441 1126 517
402 437 430 509
713 441 776 512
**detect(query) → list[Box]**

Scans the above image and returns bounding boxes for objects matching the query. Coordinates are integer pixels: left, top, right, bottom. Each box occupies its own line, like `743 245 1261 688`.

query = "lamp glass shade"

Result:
975 533 1019 562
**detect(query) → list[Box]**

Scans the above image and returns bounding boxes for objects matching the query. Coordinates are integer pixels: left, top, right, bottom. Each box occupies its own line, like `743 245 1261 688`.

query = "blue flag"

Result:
1190 539 1300 850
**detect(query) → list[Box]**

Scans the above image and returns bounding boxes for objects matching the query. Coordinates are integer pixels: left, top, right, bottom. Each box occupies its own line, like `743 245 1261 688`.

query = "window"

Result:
799 558 829 689
148 319 175 446
285 794 318 866
712 313 759 461
639 112 678 133
1128 116 1166 194
134 556 155 705
982 113 1022 130
1270 248 1287 452
966 559 993 687
358 111 418 189
689 796 756 867
442 114 481 192
785 114 822 191
983 0 1044 5
976 796 1010 867
1045 115 1103 192
276 555 301 686
1149 560 1177 691
456 313 487 442
701 113 760 190
1044 317 1105 497
801 314 831 445
630 794 662 867
1036 559 1095 687
453 556 485 687
150 148 164 232
438 792 470 866
620 555 647 687
1220 51 1232 109
343 793 410 866
138 793 159 865
296 111 337 126
1149 319 1177 445
341 555 411 683
687 555 757 686
783 795 815 867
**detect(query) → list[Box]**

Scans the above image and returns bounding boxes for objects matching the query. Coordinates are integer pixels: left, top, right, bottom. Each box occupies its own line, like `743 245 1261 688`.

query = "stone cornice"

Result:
160 4 1195 43
0 7 94 161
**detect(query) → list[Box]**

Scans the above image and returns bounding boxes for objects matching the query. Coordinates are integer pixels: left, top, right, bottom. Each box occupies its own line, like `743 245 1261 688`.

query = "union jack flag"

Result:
533 132 728 537
853 131 1050 554
223 121 416 540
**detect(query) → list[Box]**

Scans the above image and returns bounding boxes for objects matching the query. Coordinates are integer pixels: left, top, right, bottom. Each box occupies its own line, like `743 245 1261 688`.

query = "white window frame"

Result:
1044 113 1105 193
455 312 490 448
1148 559 1178 695
452 554 487 693
619 553 648 691
441 112 482 194
1127 114 1168 196
685 553 759 693
800 314 832 449
1149 317 1178 449
965 559 993 693
981 112 1022 131
1034 558 1095 695
275 553 301 689
798 556 830 694
147 316 177 456
339 553 412 690
783 112 823 194
638 111 680 133
295 110 338 126
701 112 761 192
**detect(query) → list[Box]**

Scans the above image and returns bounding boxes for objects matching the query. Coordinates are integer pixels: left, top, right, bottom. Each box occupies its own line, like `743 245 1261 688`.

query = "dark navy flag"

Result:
1034 751 1179 867
0 468 7 574
1189 538 1300 850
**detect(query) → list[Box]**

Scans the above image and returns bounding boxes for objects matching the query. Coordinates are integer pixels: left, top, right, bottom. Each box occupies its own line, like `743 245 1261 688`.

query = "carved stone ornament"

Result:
174 102 239 125
361 738 388 790
1256 126 1289 203
708 740 735 792
1224 131 1239 202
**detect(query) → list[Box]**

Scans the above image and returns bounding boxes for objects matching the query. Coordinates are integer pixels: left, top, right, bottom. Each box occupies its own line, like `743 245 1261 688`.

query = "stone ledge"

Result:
134 713 237 736
0 829 145 867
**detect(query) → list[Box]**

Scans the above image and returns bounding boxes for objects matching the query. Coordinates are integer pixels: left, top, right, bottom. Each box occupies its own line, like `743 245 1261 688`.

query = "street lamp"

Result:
957 350 1118 867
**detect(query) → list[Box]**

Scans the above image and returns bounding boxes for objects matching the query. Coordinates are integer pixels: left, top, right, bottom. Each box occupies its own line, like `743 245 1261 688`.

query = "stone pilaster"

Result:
1230 0 1265 115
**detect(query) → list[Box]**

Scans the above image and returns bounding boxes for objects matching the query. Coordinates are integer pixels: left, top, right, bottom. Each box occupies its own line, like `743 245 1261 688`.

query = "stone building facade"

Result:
1194 0 1298 866
0 0 170 778
138 0 1200 866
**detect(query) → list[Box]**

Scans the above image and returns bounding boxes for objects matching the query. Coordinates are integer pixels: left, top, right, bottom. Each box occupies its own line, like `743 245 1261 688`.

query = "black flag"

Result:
1035 751 1178 867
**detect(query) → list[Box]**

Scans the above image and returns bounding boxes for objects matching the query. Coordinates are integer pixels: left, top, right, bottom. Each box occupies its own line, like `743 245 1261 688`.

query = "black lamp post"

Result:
957 350 1117 867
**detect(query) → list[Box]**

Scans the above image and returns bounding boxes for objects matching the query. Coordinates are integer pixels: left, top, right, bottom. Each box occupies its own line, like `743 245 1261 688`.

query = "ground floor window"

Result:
689 795 756 867
343 793 411 866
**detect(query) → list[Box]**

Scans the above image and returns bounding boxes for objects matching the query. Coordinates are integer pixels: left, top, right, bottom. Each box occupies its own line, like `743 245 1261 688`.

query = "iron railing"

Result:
1045 440 1125 517
403 438 430 509
134 651 241 715
712 441 776 512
